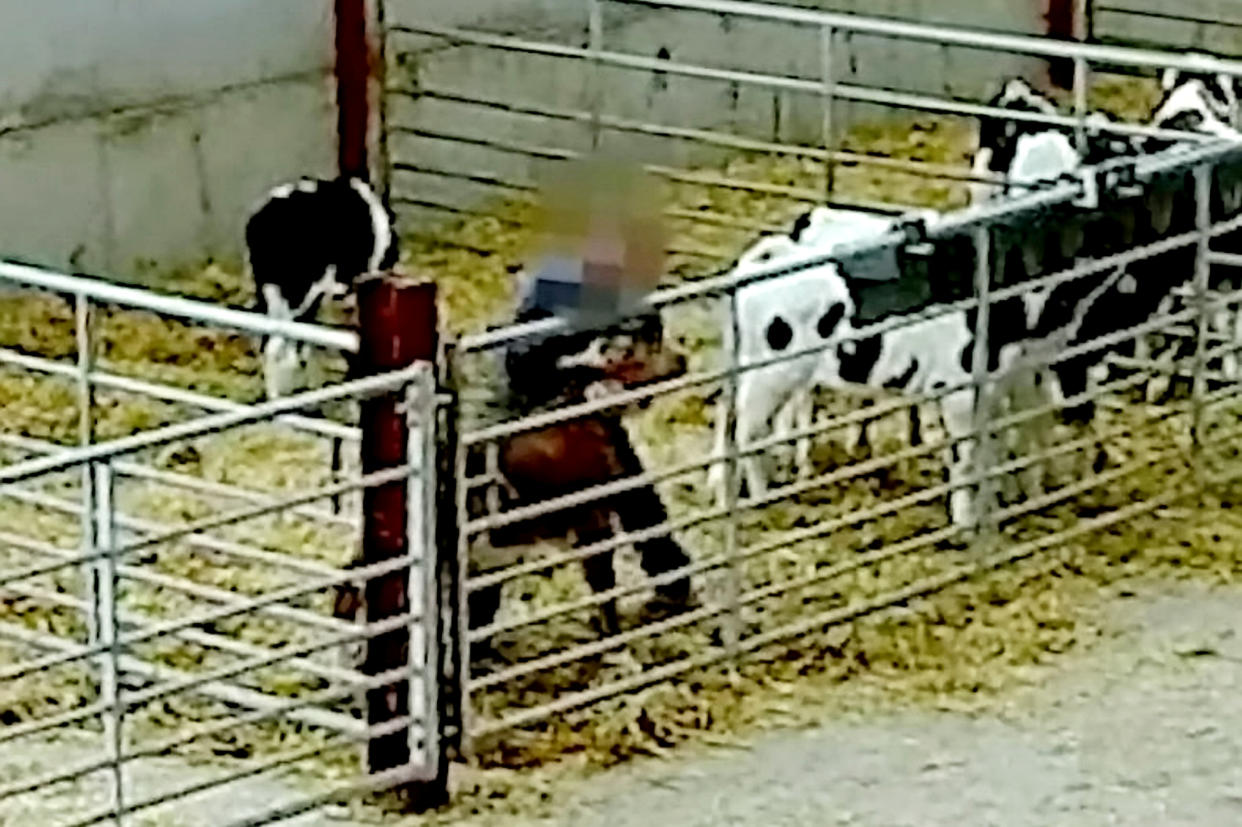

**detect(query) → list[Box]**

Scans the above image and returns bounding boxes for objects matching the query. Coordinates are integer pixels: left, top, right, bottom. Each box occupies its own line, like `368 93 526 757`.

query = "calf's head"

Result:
556 312 688 405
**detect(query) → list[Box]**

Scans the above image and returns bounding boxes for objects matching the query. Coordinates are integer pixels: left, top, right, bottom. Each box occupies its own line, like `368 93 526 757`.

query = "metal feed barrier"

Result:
386 0 1242 760
0 268 449 824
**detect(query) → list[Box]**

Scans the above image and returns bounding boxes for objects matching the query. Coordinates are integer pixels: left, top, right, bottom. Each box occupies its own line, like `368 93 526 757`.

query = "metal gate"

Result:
0 263 447 824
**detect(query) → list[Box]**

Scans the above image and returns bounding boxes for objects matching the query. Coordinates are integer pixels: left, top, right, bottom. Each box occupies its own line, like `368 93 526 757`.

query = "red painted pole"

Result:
335 0 372 180
1046 0 1078 90
355 273 449 809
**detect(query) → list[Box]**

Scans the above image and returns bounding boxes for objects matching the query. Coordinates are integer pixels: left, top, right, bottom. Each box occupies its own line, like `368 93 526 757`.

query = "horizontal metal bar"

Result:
91 369 359 443
68 715 417 827
456 143 1239 354
0 665 408 805
0 262 357 351
0 694 107 747
0 348 77 379
0 429 358 530
392 131 913 213
618 0 1242 76
471 484 1186 738
1209 251 1242 269
468 421 1184 680
0 349 357 447
0 552 419 682
0 581 86 611
467 365 1180 615
115 464 412 555
220 764 424 827
405 86 1004 185
118 610 415 721
112 462 359 530
0 486 354 607
0 364 425 485
0 545 359 704
0 614 363 743
393 160 791 232
391 22 1218 146
0 352 354 444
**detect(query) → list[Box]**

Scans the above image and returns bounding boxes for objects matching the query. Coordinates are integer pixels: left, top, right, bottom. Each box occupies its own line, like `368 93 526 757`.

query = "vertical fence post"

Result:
1046 0 1076 89
1191 165 1213 481
586 0 605 151
335 0 372 181
355 272 449 809
75 293 98 647
721 286 743 656
820 25 838 198
969 226 996 547
1070 0 1090 154
92 461 124 824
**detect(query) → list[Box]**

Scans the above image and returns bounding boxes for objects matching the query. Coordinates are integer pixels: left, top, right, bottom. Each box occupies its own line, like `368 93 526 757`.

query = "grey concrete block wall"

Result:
0 0 339 284
1090 0 1242 54
384 0 1051 231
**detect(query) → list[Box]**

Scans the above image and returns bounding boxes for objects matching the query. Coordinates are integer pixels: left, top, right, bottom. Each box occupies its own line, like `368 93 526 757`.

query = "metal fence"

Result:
0 266 444 824
384 0 1242 759
12 0 1242 821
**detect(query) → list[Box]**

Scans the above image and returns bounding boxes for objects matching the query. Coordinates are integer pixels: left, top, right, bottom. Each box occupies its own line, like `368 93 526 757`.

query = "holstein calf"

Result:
244 176 398 399
705 233 855 504
1129 78 1242 401
970 77 1145 205
477 305 693 640
1159 57 1242 128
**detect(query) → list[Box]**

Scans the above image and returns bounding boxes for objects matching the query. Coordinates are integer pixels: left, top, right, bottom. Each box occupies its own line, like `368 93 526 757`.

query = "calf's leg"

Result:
574 507 621 636
939 388 979 530
608 424 693 608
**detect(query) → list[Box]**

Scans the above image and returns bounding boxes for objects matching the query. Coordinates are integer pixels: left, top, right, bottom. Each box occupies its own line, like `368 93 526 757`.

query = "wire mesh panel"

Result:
0 264 443 825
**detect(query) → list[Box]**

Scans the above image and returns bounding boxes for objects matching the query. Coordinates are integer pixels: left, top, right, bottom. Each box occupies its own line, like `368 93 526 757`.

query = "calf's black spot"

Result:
818 302 846 340
838 335 882 385
766 316 794 351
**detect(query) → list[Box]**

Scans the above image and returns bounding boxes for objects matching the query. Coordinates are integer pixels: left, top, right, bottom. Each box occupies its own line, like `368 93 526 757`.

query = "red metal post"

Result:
355 273 449 809
335 0 372 180
1046 0 1078 90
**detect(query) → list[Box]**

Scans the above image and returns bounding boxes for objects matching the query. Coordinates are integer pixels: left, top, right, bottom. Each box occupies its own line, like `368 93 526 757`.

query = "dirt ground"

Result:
446 578 1242 827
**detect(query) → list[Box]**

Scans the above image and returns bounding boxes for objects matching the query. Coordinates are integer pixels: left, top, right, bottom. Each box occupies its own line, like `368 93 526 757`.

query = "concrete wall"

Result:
384 0 1052 230
1090 0 1242 54
0 1 340 282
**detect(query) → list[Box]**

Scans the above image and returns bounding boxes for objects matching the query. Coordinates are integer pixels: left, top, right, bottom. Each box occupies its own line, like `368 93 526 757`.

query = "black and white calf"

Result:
706 233 856 503
244 176 398 399
969 77 1146 206
705 202 1049 530
1159 56 1242 129
1127 77 1242 400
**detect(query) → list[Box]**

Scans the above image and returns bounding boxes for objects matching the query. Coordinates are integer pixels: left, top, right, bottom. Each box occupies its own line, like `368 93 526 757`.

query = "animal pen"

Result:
4 0 1242 824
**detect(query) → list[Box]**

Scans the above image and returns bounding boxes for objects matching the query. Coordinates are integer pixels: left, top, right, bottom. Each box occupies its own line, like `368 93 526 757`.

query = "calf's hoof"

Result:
590 601 622 638
642 593 696 624
654 575 693 606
